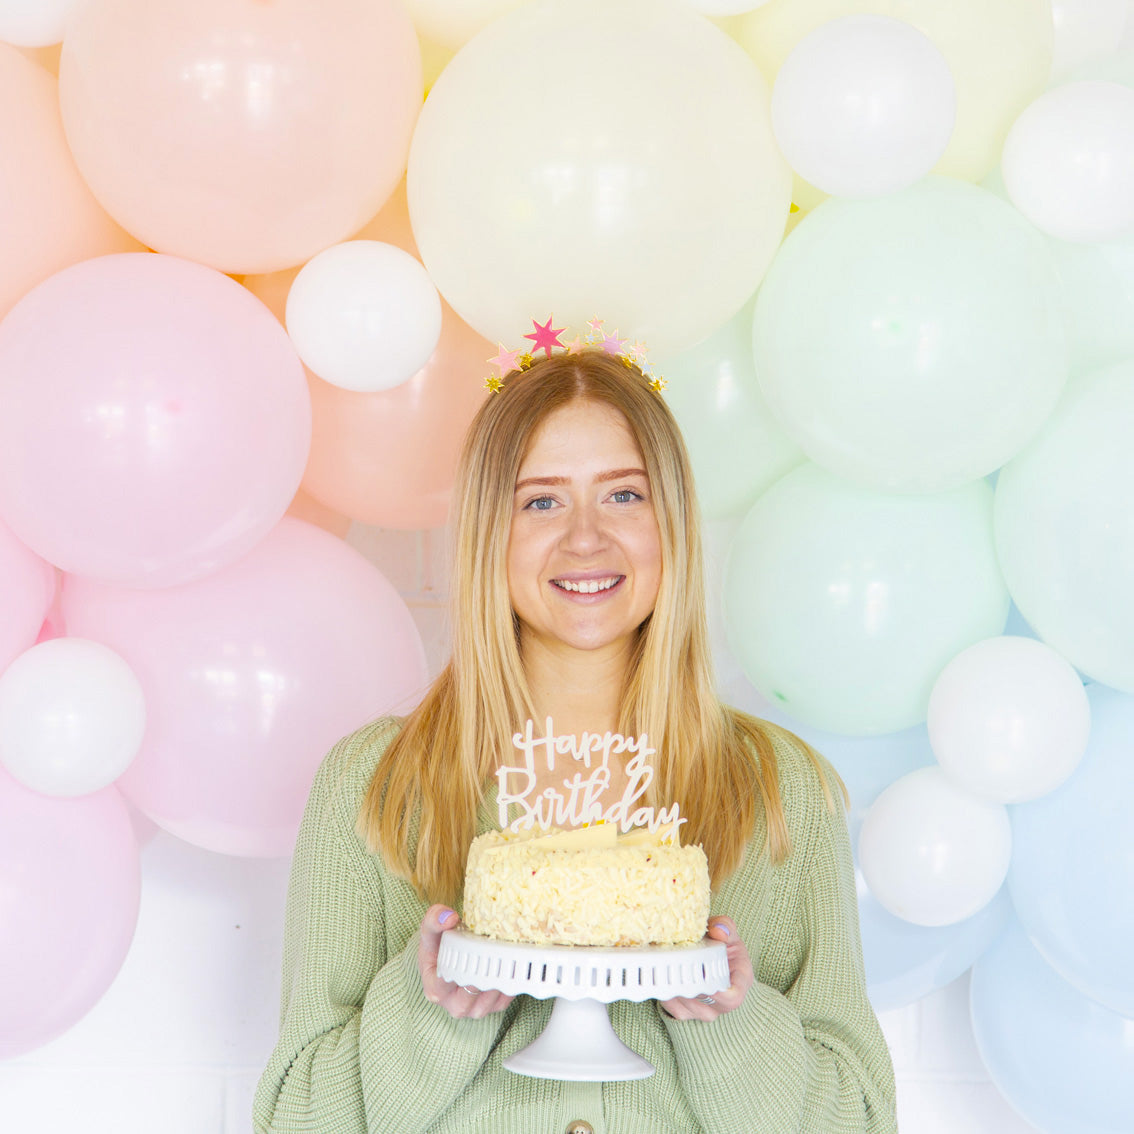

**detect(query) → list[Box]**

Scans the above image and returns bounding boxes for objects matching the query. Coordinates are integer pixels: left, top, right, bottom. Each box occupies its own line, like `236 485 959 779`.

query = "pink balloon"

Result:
60 518 429 857
0 768 140 1058
0 43 142 323
0 253 311 589
0 519 56 673
59 0 422 274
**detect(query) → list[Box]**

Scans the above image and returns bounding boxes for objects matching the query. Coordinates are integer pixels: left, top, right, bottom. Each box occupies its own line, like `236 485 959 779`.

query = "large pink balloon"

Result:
0 43 142 322
60 518 430 857
0 768 140 1058
0 253 311 589
0 519 56 673
59 0 422 274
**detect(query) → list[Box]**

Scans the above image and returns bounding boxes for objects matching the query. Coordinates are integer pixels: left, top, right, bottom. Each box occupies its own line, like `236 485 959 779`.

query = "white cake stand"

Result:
436 928 729 1081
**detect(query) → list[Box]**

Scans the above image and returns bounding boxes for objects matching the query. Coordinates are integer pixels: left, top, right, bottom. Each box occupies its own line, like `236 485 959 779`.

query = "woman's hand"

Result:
417 904 516 1019
659 915 753 1021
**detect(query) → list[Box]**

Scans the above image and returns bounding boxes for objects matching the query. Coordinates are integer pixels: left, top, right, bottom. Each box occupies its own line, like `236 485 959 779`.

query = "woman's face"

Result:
507 398 663 661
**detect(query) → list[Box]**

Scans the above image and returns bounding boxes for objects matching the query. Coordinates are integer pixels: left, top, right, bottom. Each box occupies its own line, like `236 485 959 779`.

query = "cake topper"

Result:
496 717 686 837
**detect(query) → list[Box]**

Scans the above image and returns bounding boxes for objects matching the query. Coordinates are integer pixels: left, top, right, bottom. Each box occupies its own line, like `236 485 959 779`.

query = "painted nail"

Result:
712 921 731 937
438 909 455 925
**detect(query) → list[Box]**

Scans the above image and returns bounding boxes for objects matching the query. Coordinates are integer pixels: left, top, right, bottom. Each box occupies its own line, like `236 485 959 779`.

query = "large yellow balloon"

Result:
737 0 1053 195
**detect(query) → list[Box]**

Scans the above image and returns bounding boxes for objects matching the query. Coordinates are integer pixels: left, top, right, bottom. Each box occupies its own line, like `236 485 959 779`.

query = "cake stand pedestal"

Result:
437 928 729 1081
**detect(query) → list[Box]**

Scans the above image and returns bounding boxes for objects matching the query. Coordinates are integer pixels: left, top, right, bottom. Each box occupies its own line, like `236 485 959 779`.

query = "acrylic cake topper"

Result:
496 717 687 837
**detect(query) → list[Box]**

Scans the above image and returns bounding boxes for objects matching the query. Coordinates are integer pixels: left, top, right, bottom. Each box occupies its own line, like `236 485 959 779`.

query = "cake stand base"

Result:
504 996 654 1081
437 929 729 1083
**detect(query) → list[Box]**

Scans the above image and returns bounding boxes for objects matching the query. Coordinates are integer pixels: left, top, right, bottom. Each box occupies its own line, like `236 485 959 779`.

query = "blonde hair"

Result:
357 350 841 905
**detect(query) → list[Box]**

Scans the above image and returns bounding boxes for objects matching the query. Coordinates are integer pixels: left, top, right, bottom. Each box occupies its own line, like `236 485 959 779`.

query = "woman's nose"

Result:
561 502 605 554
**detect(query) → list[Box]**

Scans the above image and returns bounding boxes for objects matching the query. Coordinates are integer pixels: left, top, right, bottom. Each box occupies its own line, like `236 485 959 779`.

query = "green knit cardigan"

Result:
254 716 897 1134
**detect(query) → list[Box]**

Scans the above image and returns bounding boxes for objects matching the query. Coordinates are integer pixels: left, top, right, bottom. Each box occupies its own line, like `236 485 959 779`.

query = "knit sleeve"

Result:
662 771 898 1133
252 730 507 1134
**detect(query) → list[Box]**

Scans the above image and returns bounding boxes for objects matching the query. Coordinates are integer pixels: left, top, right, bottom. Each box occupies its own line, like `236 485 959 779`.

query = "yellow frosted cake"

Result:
462 823 710 948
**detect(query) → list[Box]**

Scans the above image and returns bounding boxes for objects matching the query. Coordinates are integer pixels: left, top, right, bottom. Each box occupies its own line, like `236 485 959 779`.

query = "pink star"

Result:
488 343 523 374
564 335 584 354
599 329 627 355
524 316 567 358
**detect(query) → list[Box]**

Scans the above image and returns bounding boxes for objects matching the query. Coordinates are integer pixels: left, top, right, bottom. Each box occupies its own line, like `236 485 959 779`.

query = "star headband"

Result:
484 316 668 395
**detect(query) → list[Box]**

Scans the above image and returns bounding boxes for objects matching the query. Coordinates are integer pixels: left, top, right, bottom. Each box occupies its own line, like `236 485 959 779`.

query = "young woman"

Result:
254 348 897 1133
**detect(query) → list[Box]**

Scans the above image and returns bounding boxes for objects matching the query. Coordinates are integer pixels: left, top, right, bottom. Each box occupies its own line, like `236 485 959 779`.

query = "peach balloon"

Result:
246 184 490 529
0 44 140 322
59 0 422 274
286 489 353 540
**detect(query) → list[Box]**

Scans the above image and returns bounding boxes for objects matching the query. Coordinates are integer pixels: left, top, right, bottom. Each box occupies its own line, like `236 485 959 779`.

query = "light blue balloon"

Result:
971 919 1134 1134
722 678 1009 1011
1009 684 1134 1017
658 300 804 520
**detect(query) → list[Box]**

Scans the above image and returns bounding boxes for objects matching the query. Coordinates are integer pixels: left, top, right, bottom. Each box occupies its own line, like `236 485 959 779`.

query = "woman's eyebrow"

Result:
514 467 647 491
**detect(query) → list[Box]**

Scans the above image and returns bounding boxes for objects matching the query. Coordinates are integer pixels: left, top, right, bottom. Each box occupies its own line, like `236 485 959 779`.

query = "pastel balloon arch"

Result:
1 0 1133 1123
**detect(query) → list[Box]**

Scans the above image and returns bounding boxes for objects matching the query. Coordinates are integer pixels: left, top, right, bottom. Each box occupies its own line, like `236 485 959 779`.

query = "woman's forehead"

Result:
518 399 644 473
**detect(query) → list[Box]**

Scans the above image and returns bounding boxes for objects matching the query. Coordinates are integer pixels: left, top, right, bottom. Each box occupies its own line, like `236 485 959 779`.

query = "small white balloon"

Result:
770 14 956 198
1002 80 1134 242
0 637 146 796
858 766 1012 927
1051 0 1131 78
927 636 1091 803
285 241 443 393
683 1 773 15
0 0 79 47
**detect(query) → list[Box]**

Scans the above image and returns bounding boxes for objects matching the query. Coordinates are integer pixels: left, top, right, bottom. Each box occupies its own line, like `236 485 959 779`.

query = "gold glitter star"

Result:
484 374 505 393
518 352 535 370
649 375 668 394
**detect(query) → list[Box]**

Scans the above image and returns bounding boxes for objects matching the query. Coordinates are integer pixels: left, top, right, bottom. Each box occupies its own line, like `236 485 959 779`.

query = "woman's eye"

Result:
611 489 641 504
526 496 556 511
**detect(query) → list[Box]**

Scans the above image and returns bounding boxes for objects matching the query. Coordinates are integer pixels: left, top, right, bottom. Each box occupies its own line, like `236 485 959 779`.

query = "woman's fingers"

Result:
660 915 754 1020
417 905 514 1017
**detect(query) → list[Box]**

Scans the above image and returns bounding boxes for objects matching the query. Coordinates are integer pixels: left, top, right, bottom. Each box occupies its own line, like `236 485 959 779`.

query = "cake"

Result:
462 822 711 948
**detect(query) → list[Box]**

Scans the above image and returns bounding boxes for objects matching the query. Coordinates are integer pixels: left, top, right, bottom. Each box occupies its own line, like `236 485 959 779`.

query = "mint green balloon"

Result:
723 463 1009 734
752 176 1068 492
995 361 1134 691
658 301 804 520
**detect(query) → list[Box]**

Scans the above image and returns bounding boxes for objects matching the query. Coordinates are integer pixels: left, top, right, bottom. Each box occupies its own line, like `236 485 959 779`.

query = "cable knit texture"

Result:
253 716 897 1134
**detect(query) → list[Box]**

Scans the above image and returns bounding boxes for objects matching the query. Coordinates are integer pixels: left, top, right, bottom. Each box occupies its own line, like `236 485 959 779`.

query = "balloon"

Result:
285 241 442 392
971 920 1134 1133
736 0 1053 186
0 253 311 589
752 177 1068 493
770 15 955 198
723 463 1009 734
655 300 803 521
407 0 791 356
0 638 145 797
927 636 1090 803
1002 80 1134 243
59 0 422 274
0 767 140 1058
245 183 490 530
1009 684 1134 1017
285 489 353 540
995 361 1134 692
60 518 430 857
858 766 1012 927
0 518 56 675
1052 0 1131 78
0 0 78 46
0 44 141 323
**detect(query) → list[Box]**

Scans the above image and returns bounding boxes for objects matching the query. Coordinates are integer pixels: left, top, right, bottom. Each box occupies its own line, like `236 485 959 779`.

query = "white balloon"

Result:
0 0 79 47
684 1 772 15
285 241 443 393
858 766 1012 927
1002 79 1134 242
399 0 528 50
1051 0 1131 79
770 14 956 198
0 637 146 796
927 636 1091 803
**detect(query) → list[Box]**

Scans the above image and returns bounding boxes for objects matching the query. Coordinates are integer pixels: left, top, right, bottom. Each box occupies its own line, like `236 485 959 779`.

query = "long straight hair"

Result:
356 350 839 906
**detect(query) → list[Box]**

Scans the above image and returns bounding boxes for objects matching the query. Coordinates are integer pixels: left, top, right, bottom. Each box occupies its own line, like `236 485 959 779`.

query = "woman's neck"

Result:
520 633 633 737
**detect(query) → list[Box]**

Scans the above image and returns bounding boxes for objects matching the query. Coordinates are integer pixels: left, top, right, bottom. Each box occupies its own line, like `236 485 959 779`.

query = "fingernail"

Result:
438 909 455 925
712 921 731 937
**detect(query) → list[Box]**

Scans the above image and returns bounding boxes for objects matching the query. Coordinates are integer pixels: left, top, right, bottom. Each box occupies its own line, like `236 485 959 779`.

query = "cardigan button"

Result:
566 1123 594 1134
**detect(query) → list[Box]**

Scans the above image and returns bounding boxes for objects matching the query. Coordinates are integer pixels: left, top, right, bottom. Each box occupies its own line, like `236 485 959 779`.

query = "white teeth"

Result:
554 576 620 594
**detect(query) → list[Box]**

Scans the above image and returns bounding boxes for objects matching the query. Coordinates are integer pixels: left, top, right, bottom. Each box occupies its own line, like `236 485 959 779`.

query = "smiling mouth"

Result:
551 575 624 594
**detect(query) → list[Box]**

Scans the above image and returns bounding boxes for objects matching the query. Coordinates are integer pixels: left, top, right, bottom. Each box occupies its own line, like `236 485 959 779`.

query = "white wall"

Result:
0 525 1040 1133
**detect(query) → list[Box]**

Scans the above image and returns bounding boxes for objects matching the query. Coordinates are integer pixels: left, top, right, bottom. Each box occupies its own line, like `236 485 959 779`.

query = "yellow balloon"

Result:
736 0 1053 193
